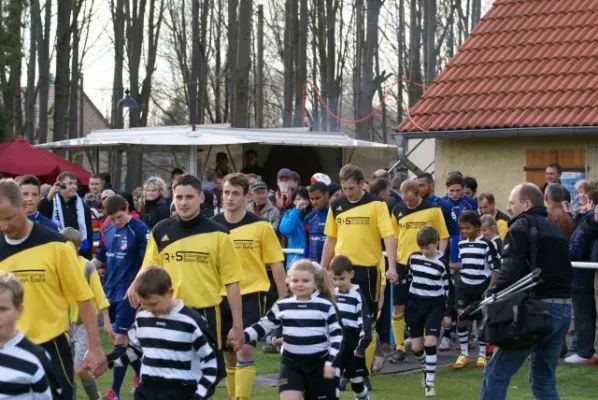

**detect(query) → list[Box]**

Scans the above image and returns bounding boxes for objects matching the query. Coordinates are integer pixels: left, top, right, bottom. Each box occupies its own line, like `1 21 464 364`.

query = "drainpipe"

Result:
393 133 425 175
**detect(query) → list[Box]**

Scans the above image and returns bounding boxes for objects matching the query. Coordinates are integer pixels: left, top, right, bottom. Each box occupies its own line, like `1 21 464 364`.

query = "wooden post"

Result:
256 4 264 128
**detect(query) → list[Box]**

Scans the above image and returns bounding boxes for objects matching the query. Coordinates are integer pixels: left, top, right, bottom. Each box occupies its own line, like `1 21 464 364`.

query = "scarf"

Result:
52 195 90 251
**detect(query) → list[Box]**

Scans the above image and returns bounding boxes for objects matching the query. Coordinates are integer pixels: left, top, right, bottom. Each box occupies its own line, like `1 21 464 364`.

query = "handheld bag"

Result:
482 216 553 351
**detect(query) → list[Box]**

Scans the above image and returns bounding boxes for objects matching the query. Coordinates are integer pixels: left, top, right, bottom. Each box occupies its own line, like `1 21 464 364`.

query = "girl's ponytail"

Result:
287 259 336 302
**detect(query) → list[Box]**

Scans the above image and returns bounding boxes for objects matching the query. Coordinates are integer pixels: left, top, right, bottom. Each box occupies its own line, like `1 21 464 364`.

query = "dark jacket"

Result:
489 206 572 300
569 211 598 293
141 196 171 229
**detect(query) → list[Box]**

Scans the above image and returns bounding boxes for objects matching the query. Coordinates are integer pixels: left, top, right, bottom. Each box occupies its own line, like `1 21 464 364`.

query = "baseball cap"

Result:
277 168 293 179
101 189 116 200
251 181 267 192
310 173 331 186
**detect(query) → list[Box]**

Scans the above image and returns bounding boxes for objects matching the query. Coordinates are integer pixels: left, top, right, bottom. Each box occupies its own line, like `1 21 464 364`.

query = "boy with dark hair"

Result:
442 174 476 265
305 182 330 262
463 176 479 210
331 255 372 400
103 267 218 400
407 226 453 397
450 210 500 369
0 272 55 399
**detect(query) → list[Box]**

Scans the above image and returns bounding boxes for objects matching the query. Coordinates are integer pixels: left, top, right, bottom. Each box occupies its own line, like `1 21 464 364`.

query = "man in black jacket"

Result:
480 183 572 400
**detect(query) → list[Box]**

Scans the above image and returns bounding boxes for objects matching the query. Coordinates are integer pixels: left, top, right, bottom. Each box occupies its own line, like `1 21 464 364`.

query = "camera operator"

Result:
479 183 572 400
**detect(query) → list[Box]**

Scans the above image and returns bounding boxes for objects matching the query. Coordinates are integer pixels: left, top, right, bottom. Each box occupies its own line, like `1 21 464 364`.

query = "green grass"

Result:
79 336 598 399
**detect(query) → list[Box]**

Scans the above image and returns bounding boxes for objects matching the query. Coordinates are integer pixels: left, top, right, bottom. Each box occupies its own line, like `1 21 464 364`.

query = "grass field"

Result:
78 336 598 399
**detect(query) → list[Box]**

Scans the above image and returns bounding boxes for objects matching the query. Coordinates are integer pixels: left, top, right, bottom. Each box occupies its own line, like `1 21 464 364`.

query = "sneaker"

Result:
476 355 487 367
262 344 278 354
452 354 471 369
388 349 407 364
438 337 452 352
129 376 139 395
425 385 436 397
102 390 119 400
565 354 590 364
372 355 386 372
339 377 348 391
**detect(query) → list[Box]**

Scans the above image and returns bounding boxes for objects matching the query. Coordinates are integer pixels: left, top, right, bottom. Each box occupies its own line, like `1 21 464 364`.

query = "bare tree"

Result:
34 0 52 143
26 0 38 141
293 0 308 127
232 0 252 127
53 0 73 147
408 0 423 106
109 0 125 185
227 0 238 119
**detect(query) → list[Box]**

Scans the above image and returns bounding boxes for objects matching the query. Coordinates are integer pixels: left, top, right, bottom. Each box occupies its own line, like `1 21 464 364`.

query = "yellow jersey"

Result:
142 215 243 309
391 200 450 265
0 224 93 344
325 193 394 267
70 257 110 323
495 210 510 240
213 212 284 296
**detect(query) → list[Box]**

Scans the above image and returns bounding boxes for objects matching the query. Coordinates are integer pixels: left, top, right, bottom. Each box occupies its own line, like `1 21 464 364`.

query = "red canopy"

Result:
0 136 91 184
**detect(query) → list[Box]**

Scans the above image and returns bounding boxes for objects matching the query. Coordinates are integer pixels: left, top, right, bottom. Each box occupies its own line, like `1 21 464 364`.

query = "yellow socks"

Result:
235 360 256 400
365 329 377 372
225 364 236 398
392 313 406 352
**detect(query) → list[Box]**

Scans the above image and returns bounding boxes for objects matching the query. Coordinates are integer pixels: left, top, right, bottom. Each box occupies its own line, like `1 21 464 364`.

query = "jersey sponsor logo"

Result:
120 240 128 250
336 216 370 225
12 269 47 283
161 234 170 242
397 221 428 229
233 239 259 250
164 251 209 263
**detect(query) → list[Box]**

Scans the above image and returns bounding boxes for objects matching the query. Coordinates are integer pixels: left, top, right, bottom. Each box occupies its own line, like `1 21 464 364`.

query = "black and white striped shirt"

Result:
106 301 218 398
458 235 501 286
335 285 372 356
245 291 343 366
408 251 452 299
0 332 52 400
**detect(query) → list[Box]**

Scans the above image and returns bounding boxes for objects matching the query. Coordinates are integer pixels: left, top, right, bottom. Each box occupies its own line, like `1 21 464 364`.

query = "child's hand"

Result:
449 262 460 271
353 351 364 358
103 322 115 343
323 365 336 379
271 337 283 345
442 316 452 328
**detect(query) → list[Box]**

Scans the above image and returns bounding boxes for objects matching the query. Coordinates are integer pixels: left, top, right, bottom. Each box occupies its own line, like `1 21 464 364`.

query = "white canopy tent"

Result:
35 124 397 179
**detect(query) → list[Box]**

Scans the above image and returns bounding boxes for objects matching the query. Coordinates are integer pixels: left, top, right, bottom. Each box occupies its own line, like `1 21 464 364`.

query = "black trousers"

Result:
40 333 74 400
572 292 596 358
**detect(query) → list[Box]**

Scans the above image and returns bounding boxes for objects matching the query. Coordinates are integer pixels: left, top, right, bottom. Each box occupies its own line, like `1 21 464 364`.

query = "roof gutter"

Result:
391 125 598 140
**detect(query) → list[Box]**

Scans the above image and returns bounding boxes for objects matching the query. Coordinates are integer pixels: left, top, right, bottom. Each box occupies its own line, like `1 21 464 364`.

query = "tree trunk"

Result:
471 0 481 31
36 0 51 144
110 0 125 187
293 0 308 127
139 0 164 127
214 0 223 123
26 0 38 142
326 0 338 132
353 0 363 128
227 0 238 120
69 16 80 144
232 0 252 127
315 0 327 132
423 0 437 84
408 0 423 107
396 0 405 125
282 0 296 127
255 4 264 128
54 0 73 147
188 0 199 124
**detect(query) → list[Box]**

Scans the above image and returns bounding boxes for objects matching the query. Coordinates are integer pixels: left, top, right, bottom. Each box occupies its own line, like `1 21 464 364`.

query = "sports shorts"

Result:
279 355 337 399
41 333 74 400
109 300 137 335
392 263 410 307
406 297 445 338
69 323 88 367
352 265 380 325
220 292 267 351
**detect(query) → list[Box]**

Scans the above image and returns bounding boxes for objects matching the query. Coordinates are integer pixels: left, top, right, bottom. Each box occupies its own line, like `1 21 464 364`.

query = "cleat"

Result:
102 390 119 400
438 337 452 352
425 385 436 397
372 355 386 372
130 375 139 395
476 355 487 367
388 349 407 364
452 354 471 369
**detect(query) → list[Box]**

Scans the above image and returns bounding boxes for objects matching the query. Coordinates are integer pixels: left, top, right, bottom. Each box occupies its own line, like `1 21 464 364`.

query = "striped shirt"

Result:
458 235 501 286
491 235 503 255
245 291 344 366
0 332 53 400
106 301 218 398
335 285 372 356
408 251 451 299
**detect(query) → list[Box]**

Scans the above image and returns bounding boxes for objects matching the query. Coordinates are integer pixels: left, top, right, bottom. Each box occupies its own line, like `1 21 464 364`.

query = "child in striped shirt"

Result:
331 255 372 400
102 267 218 400
0 272 54 400
245 260 343 400
406 227 454 397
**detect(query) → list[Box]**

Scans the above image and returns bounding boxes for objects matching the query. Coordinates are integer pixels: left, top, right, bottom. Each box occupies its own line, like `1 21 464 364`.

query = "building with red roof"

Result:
395 0 598 204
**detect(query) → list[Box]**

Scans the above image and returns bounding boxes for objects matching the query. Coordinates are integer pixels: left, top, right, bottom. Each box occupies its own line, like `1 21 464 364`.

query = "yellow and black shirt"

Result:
495 210 510 240
212 212 284 296
0 223 93 344
142 215 243 309
325 193 394 267
392 200 450 265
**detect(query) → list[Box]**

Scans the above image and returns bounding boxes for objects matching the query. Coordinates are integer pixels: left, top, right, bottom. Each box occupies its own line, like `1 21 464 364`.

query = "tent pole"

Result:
188 146 198 176
226 145 237 172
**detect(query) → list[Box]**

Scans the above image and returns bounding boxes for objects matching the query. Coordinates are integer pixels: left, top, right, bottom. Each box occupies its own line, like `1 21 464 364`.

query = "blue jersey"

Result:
304 207 328 262
28 211 59 231
441 195 476 262
96 217 149 302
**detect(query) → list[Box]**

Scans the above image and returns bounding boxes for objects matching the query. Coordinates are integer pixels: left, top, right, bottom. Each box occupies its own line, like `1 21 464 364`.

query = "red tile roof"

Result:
397 0 598 133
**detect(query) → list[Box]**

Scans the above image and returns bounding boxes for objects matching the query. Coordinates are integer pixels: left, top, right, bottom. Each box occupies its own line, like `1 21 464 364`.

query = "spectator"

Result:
88 175 102 197
541 163 571 203
478 193 510 240
574 180 597 220
140 176 171 229
372 169 389 180
245 181 281 232
167 168 184 202
279 187 310 268
463 176 479 210
544 183 574 240
203 168 219 192
240 149 265 179
390 173 408 204
370 178 396 212
273 168 295 211
305 182 330 262
99 172 114 192
215 152 233 180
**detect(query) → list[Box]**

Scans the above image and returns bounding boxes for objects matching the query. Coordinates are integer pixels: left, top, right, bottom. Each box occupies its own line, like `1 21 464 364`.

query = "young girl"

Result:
244 260 343 400
279 188 310 268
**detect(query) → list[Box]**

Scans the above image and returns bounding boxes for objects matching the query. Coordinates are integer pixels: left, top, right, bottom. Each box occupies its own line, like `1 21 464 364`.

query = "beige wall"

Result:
434 135 598 209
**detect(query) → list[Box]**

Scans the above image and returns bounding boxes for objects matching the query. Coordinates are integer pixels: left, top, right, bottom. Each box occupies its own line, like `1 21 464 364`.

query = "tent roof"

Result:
34 124 395 150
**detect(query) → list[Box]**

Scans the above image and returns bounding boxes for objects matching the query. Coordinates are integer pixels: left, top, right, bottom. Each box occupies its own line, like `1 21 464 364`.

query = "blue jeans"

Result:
479 302 572 400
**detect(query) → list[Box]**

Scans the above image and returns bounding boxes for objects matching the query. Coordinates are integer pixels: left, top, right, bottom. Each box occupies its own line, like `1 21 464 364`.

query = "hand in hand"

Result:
271 337 283 345
227 326 245 352
323 365 336 379
83 347 107 377
386 269 398 283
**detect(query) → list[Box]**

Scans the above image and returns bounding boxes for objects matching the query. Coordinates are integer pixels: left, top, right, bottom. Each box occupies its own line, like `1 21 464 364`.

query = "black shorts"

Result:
135 376 198 400
193 305 225 383
279 356 336 399
406 298 445 338
339 332 368 378
392 263 410 306
352 265 380 324
221 292 267 351
454 281 489 310
40 333 74 400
